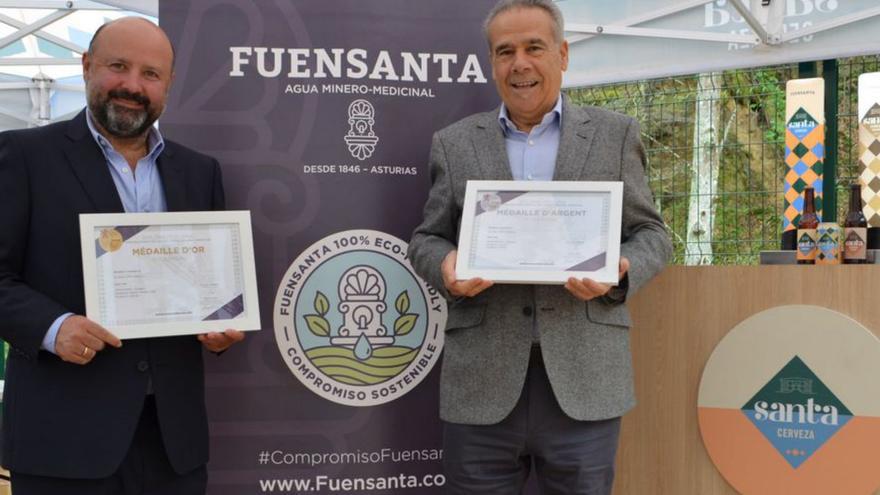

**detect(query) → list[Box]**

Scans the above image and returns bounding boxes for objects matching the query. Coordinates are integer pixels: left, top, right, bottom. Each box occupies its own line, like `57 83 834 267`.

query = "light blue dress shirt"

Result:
41 112 167 354
498 96 562 181
498 96 562 342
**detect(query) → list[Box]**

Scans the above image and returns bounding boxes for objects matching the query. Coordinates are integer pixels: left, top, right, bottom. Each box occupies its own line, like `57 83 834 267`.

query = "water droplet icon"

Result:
354 334 373 361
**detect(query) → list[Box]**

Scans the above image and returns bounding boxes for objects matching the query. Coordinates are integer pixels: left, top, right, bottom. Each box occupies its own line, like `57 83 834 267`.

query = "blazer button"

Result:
522 306 533 317
137 361 150 372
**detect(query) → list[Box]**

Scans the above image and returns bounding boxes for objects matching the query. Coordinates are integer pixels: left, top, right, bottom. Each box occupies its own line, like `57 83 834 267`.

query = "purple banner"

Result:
159 1 500 493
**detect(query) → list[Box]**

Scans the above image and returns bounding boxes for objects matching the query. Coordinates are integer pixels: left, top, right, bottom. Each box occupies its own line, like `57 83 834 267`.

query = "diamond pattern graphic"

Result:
783 120 825 232
802 169 819 186
741 356 852 469
859 123 880 226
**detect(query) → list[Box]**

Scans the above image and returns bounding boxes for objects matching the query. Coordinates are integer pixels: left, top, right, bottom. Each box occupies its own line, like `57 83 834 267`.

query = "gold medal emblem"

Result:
99 228 124 252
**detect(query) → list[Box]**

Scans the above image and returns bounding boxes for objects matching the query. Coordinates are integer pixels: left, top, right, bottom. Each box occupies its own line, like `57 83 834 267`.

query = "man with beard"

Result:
0 17 243 494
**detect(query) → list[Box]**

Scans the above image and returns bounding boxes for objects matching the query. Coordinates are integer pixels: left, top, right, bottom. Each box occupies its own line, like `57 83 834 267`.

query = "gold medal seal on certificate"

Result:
99 228 124 253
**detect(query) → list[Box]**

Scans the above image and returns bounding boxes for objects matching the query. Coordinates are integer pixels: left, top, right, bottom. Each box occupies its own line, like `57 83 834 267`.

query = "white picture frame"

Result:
79 210 261 339
456 180 623 284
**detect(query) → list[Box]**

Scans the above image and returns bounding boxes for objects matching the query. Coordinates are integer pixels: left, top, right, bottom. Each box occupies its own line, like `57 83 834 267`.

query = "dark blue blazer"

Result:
0 111 225 478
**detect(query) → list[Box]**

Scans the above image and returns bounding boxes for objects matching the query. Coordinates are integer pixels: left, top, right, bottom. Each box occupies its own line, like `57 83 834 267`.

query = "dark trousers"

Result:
443 346 621 495
11 396 207 495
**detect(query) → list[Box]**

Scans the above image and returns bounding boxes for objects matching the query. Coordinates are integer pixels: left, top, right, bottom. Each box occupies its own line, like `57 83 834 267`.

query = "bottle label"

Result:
844 228 867 260
817 232 838 264
797 229 817 260
816 223 840 264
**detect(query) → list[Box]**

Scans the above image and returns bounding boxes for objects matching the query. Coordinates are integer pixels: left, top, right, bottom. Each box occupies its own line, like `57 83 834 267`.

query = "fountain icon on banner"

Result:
330 266 394 360
344 99 379 160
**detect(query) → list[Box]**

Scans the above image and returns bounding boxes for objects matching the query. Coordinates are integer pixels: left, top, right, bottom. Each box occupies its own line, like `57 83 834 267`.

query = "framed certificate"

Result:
79 211 261 339
456 180 623 284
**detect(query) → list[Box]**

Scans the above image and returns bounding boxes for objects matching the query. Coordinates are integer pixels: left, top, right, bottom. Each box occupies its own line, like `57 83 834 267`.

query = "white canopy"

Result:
562 0 880 87
0 1 156 129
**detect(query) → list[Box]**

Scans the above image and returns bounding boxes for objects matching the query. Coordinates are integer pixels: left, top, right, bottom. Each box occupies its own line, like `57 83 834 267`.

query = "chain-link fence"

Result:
566 55 880 265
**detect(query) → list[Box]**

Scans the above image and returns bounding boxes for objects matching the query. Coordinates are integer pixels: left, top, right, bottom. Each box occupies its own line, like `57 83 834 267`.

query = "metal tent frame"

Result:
561 0 880 88
566 0 880 50
0 0 156 128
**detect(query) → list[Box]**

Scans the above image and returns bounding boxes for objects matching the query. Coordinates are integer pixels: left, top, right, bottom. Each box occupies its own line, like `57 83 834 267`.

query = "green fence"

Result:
566 55 880 265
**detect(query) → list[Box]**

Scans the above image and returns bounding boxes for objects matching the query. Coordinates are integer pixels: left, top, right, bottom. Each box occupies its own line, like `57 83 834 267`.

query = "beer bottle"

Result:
797 187 819 264
843 183 868 264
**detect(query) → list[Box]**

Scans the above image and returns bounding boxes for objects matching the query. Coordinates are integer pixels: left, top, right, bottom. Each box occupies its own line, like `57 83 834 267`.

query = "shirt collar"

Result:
85 108 165 162
498 95 563 136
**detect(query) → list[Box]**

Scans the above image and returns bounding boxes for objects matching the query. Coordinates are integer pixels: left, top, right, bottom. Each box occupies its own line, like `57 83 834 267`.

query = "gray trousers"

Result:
443 346 621 495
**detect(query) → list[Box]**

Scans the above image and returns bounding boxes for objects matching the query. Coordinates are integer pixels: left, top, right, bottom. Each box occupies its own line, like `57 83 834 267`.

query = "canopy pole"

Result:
823 59 839 222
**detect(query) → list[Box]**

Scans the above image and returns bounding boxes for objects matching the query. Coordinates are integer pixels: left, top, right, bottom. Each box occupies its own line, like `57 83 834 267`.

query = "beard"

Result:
88 88 162 138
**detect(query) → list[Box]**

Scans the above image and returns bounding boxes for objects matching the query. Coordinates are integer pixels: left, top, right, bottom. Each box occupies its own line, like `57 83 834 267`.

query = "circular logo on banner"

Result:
274 230 446 406
698 305 880 494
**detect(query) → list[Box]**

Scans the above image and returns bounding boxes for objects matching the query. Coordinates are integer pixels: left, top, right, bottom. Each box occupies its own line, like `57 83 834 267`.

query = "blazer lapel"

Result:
63 111 124 213
157 146 187 212
472 109 513 180
553 96 597 181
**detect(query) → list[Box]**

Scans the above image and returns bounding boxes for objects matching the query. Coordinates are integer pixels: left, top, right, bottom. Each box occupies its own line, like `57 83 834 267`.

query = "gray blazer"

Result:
409 97 671 425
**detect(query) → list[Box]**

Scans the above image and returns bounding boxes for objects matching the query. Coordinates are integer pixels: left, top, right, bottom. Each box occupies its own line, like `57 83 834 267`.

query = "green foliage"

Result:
304 291 331 336
305 315 330 336
394 314 418 336
314 291 330 316
395 291 410 314
734 69 786 143
392 290 418 336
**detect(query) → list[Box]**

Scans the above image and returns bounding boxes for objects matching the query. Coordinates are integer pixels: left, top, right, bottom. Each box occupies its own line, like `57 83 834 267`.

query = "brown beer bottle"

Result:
797 187 818 264
844 183 868 264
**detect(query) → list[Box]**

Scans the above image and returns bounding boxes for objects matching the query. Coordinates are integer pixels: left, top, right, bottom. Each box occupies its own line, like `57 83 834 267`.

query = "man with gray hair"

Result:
409 0 670 493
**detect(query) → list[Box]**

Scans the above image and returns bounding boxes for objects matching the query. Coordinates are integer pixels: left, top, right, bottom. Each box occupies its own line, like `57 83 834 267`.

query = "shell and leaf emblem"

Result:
303 288 418 338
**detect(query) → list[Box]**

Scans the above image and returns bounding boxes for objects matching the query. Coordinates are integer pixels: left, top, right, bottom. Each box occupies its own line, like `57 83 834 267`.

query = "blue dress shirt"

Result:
42 112 167 354
498 97 562 342
498 96 562 181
